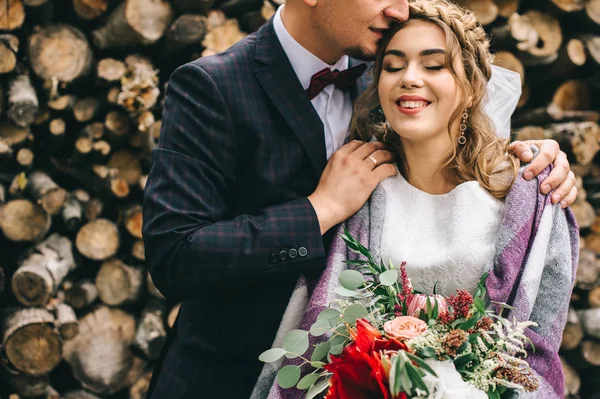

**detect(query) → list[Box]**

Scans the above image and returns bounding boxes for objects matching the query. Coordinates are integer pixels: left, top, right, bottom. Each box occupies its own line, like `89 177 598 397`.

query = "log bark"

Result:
561 356 581 397
62 192 83 231
576 249 600 289
76 218 120 261
543 121 600 167
92 0 174 49
27 170 68 215
562 308 584 350
73 0 108 20
64 278 97 309
9 374 50 398
172 0 214 14
0 199 51 242
2 308 62 375
27 24 93 84
62 306 142 395
527 38 587 84
0 0 26 31
578 308 600 339
163 14 208 58
129 370 153 399
0 34 18 74
95 258 144 306
55 302 79 340
63 391 102 399
132 298 167 359
11 233 75 307
168 303 181 329
0 265 5 296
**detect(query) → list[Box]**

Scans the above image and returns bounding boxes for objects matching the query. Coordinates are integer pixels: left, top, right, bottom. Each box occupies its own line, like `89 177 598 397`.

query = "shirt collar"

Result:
273 4 349 90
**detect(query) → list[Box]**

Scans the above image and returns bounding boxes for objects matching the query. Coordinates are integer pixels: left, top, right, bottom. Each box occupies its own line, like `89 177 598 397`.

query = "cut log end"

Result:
96 258 144 306
0 0 26 31
3 308 62 375
27 24 93 83
76 218 120 261
0 199 51 242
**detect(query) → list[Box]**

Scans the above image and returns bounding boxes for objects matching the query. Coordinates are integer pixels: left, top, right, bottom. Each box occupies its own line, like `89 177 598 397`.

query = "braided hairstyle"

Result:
350 0 519 199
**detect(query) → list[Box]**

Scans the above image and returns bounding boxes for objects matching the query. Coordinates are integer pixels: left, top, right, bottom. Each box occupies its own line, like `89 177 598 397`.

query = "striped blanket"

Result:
251 161 579 399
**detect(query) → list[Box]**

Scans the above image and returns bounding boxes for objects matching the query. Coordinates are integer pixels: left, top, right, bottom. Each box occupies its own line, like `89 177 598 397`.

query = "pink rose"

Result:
384 316 427 340
406 294 448 319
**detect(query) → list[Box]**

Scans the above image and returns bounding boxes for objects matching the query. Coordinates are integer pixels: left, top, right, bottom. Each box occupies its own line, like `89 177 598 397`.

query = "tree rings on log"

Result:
27 24 93 84
0 199 51 242
2 308 62 375
76 218 119 261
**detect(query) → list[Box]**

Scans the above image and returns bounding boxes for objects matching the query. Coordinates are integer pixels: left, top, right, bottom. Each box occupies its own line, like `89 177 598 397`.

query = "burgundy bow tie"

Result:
306 63 368 100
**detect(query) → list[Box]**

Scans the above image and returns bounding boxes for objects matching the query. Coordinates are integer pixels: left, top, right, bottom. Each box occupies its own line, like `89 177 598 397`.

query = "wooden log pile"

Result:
0 0 597 397
0 0 276 397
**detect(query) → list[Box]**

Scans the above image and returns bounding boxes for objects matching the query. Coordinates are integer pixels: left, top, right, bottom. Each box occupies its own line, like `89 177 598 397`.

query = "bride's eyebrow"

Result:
383 49 446 57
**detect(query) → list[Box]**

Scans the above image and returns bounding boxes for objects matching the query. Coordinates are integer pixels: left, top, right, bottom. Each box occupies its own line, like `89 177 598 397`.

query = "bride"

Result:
254 1 579 398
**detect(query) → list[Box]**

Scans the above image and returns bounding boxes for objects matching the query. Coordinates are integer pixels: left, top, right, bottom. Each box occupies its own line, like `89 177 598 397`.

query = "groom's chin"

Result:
345 45 377 62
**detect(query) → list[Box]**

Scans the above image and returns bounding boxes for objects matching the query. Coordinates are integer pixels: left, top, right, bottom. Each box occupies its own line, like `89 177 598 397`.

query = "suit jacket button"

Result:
288 248 298 258
298 247 307 257
279 250 288 261
270 253 278 263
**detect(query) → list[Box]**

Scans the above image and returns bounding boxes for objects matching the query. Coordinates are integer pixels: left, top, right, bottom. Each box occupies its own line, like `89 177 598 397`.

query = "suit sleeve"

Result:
142 62 326 302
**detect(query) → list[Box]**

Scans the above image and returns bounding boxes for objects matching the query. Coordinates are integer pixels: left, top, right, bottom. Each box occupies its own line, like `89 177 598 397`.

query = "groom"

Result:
142 0 577 397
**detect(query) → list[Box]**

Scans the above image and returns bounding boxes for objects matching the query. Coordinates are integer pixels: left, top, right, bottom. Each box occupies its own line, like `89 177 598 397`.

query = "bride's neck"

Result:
401 136 457 195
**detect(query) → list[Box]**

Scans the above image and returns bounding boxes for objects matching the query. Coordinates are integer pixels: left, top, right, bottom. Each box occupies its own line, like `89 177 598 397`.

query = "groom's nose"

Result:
383 1 409 23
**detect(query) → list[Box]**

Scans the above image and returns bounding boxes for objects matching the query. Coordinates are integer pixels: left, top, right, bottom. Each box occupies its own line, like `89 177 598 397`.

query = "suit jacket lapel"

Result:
254 21 326 179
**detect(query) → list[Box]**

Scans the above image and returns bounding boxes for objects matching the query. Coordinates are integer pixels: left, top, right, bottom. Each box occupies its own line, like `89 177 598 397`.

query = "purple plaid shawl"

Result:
252 164 579 399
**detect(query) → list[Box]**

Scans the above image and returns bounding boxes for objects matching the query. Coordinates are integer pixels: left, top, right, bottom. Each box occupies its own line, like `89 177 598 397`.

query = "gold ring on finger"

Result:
368 155 378 167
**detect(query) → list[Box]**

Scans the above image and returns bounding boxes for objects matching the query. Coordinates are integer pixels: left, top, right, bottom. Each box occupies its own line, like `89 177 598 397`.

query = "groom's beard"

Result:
345 45 377 62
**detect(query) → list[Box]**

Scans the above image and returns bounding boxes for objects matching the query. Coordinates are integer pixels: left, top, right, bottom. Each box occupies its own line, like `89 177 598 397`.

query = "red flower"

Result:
324 319 408 399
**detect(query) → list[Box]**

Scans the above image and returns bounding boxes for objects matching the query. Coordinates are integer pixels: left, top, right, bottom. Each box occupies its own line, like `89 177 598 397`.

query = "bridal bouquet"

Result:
259 229 540 399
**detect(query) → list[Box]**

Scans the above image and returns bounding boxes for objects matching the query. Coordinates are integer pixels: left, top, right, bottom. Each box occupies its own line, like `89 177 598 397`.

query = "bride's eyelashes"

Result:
382 64 445 72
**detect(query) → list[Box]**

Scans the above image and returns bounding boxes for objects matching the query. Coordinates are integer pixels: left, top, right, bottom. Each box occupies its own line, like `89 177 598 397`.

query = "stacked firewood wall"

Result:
0 0 597 397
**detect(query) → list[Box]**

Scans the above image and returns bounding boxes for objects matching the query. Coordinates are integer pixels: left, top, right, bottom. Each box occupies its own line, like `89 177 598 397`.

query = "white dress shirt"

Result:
273 5 354 160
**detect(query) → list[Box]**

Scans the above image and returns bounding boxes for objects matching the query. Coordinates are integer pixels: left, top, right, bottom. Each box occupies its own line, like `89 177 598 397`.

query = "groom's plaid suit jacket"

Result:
142 17 371 399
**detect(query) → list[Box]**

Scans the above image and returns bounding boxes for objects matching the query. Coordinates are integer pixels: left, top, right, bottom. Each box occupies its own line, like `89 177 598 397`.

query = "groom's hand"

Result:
308 141 397 235
508 139 577 208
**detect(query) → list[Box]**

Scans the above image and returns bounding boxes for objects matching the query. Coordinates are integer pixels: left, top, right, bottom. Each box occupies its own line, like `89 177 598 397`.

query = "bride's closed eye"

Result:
382 64 445 72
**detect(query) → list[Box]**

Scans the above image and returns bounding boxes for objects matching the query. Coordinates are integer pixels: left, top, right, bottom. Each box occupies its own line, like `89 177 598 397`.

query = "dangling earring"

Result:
458 110 468 145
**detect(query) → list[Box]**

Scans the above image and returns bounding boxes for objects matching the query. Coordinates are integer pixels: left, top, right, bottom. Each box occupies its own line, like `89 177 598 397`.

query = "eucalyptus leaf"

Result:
335 286 359 297
297 373 321 390
277 365 301 389
339 270 365 290
329 343 344 355
282 330 309 357
306 377 331 399
459 317 479 331
317 308 341 327
311 342 330 362
380 269 398 286
258 348 287 363
310 319 331 337
343 303 368 324
310 361 326 368
406 364 428 393
488 388 501 399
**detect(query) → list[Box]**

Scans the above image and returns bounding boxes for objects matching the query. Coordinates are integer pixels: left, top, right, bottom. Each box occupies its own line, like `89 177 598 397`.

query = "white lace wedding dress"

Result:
379 171 505 297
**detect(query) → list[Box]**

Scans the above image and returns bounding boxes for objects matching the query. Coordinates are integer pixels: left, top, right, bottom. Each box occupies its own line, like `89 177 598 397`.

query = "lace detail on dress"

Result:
379 173 504 297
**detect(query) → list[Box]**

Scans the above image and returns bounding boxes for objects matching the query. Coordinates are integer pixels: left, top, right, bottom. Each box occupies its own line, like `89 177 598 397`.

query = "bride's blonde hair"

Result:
350 0 518 199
